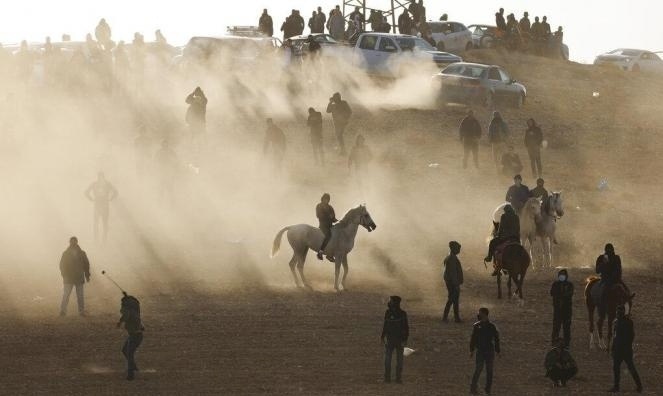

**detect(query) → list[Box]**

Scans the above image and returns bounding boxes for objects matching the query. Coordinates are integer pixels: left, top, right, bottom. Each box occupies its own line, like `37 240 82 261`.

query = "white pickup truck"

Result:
352 32 462 75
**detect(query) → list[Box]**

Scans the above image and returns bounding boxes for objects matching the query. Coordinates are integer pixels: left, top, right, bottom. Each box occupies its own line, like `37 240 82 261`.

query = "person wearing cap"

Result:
59 237 91 316
459 109 482 169
609 305 642 393
470 307 500 395
443 241 463 322
316 193 337 261
381 296 409 384
545 337 577 387
259 9 274 37
550 268 574 347
488 111 509 171
505 174 531 213
530 178 549 200
326 92 352 155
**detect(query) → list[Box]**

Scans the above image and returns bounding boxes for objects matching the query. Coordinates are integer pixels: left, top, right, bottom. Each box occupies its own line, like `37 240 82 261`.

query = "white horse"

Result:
271 205 377 291
492 198 541 268
536 192 565 267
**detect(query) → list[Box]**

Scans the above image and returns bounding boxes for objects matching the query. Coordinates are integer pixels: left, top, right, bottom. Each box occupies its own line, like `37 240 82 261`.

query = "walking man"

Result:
381 295 409 384
550 268 574 347
443 241 463 322
488 111 509 170
307 107 324 165
59 237 91 316
524 118 543 177
459 109 482 169
117 293 144 381
470 307 500 395
609 305 643 393
326 92 352 155
316 193 337 261
85 172 118 242
263 118 287 171
185 86 208 140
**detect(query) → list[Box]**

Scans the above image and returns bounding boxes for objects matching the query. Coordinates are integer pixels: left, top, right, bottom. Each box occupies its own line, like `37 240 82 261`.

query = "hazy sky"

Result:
0 0 660 63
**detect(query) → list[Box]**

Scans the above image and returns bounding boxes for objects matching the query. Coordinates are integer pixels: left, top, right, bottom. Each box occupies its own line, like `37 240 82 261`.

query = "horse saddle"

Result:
495 239 520 267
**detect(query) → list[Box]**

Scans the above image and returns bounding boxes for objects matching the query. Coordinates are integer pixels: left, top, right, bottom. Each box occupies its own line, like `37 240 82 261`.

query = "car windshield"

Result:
608 49 641 57
442 64 487 78
396 37 435 51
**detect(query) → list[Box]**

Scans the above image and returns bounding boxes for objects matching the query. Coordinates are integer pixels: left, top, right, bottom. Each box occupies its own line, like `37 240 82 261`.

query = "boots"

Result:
317 250 324 260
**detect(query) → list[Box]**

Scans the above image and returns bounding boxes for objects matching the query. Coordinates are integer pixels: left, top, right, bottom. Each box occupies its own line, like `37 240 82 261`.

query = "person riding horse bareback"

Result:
316 193 338 261
505 174 531 214
485 204 520 275
596 244 623 310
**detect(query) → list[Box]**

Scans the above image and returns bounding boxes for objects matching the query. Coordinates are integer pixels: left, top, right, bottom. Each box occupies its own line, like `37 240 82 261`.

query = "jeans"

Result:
463 143 479 169
320 226 332 251
443 282 460 320
60 283 84 315
123 333 144 373
613 350 642 390
552 312 572 347
333 122 347 154
527 147 542 177
384 344 404 381
311 138 324 166
471 351 494 393
491 142 504 169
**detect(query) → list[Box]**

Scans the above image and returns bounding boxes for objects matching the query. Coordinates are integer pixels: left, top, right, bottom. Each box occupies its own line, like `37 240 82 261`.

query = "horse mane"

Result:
337 206 362 228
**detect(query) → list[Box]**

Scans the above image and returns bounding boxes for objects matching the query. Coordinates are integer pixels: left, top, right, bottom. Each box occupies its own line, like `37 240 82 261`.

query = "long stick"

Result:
101 270 126 295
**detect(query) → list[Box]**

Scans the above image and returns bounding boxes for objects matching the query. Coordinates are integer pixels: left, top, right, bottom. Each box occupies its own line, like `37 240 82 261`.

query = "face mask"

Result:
558 275 567 282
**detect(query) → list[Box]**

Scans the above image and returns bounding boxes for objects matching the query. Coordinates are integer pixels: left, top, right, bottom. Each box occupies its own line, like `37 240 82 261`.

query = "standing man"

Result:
530 177 549 200
524 118 543 177
185 87 208 142
85 172 118 242
443 241 463 323
348 134 373 177
550 268 574 347
609 305 643 393
263 118 286 171
459 109 482 169
326 92 352 155
259 9 274 37
327 8 345 40
519 12 531 35
307 107 324 165
316 193 338 261
59 237 91 317
308 11 319 34
117 293 144 381
488 111 509 171
470 307 500 395
398 9 412 35
505 174 531 213
315 6 327 33
381 295 409 384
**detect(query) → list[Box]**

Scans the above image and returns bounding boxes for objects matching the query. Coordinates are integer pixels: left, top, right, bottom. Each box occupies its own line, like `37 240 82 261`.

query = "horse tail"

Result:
270 227 290 258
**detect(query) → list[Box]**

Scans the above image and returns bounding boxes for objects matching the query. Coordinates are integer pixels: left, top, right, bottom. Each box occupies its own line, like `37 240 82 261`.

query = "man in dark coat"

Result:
263 118 286 171
443 241 463 322
470 307 500 395
316 193 338 261
496 8 507 32
259 9 274 37
488 111 509 170
541 16 552 38
398 9 413 35
326 92 352 155
185 87 208 137
459 109 482 169
519 12 531 34
307 107 324 165
545 337 577 387
530 177 549 200
524 118 543 177
609 305 643 393
381 295 409 383
59 237 91 316
85 172 118 242
505 174 531 213
596 243 622 287
315 7 326 33
117 293 144 380
485 204 520 272
550 268 574 347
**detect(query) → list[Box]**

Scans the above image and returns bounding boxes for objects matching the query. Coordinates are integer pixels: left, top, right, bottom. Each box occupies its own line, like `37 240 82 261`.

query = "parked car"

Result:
427 21 473 53
175 36 281 70
353 33 461 76
432 62 527 107
467 24 499 49
288 33 346 59
594 48 663 72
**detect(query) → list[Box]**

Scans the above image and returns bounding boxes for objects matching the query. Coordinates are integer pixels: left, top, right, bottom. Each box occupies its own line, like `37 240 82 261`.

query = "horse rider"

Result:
505 174 531 213
596 243 623 311
316 193 338 261
530 177 549 200
485 204 520 275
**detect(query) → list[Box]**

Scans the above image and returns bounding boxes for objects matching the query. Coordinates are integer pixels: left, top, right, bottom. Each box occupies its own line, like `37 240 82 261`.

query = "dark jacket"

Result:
530 186 549 200
524 125 543 150
498 210 520 239
119 295 144 335
505 184 531 212
185 92 208 126
470 320 500 354
519 17 531 33
596 254 622 284
326 100 352 125
459 116 482 145
545 347 577 375
316 203 337 228
398 13 412 34
307 111 323 140
443 254 464 286
550 280 574 315
259 14 274 37
381 307 409 346
612 316 634 355
488 117 509 143
60 246 90 284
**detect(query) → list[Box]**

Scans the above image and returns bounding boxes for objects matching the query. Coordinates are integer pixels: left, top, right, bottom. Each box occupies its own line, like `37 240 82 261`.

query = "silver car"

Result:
432 62 527 107
594 48 663 73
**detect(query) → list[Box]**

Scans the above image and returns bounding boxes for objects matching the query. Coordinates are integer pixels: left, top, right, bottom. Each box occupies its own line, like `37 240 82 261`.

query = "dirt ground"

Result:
1 50 663 395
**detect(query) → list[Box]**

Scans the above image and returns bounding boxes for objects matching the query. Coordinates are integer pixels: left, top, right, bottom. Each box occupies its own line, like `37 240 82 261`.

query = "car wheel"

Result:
465 42 473 52
480 35 493 49
632 64 641 72
436 41 445 51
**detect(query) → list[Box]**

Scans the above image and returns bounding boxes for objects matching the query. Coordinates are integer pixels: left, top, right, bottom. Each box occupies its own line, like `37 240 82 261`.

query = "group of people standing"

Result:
495 7 565 57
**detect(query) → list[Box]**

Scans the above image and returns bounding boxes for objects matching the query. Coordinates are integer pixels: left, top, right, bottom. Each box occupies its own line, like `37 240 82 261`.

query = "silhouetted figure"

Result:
95 18 112 49
398 9 413 35
348 6 365 37
326 92 352 155
263 118 286 171
488 111 509 170
348 134 373 177
307 107 324 165
316 193 337 261
155 140 178 201
381 296 409 383
59 237 90 316
117 293 144 381
281 10 305 40
545 337 577 387
308 11 319 33
550 269 574 347
439 13 448 21
519 12 531 34
541 16 552 39
443 241 463 322
155 29 167 45
315 7 327 33
505 174 531 213
86 172 118 242
259 9 274 37
530 178 549 200
470 307 500 395
327 8 345 40
501 145 523 176
524 118 543 177
185 87 208 139
416 0 426 21
459 109 482 169
530 16 543 55
485 203 520 265
496 8 507 32
609 305 642 393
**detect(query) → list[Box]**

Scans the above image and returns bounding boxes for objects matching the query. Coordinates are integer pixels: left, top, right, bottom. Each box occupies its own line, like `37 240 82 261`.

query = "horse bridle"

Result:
544 195 562 221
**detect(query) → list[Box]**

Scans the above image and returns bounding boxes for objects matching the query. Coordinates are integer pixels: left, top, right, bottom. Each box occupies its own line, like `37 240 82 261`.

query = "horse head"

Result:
524 197 542 218
549 192 565 218
358 205 377 232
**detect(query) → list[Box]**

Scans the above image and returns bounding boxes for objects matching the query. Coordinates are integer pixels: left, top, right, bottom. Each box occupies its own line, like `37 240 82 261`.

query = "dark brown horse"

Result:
585 276 635 351
495 244 531 303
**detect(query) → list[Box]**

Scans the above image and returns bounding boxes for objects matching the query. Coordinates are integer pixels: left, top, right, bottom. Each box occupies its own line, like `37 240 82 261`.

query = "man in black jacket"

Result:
550 268 574 347
459 109 482 169
443 241 463 322
397 9 412 35
524 118 543 177
505 174 531 213
59 237 91 316
485 204 520 269
381 296 409 384
259 9 274 37
470 307 500 395
326 92 352 155
117 293 144 381
530 177 549 200
316 193 337 261
609 305 643 393
307 107 324 165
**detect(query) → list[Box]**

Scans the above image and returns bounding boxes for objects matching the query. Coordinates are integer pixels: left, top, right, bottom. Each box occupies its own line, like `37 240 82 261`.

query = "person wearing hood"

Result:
381 295 409 383
443 241 464 323
545 337 577 387
550 268 574 347
596 243 622 288
488 111 509 170
485 204 520 274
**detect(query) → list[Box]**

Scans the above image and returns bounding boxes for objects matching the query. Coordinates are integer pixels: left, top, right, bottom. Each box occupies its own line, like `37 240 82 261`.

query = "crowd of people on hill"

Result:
493 7 565 57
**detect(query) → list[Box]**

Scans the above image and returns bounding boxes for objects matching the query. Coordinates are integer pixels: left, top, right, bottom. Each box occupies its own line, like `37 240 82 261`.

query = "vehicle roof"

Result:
188 36 275 43
609 48 647 53
428 21 465 24
468 24 496 28
444 62 497 69
359 33 420 38
289 34 331 40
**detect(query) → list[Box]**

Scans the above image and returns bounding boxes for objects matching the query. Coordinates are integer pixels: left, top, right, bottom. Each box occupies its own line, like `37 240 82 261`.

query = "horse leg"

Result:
606 310 615 354
296 250 312 289
497 272 502 299
340 255 349 291
588 302 595 350
334 261 341 292
546 238 553 268
507 274 513 300
597 312 606 350
289 254 302 288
